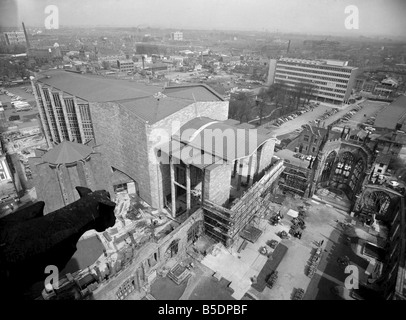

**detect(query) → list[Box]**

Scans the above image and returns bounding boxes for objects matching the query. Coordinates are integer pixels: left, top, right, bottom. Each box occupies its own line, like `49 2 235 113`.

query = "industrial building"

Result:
267 58 358 104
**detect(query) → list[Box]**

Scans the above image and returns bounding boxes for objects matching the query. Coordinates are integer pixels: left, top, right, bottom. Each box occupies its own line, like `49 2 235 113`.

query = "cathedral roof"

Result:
42 141 92 165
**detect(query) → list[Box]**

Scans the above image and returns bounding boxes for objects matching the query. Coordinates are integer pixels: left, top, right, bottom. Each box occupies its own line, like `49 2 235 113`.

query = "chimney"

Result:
22 22 30 50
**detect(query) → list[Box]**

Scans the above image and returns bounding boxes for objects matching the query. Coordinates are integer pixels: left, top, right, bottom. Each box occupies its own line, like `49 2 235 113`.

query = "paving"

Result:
265 104 343 136
251 243 288 292
196 191 380 300
337 100 388 129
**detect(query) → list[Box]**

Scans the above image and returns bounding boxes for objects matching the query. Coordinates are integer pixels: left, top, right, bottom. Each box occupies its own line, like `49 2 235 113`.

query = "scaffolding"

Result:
202 159 284 247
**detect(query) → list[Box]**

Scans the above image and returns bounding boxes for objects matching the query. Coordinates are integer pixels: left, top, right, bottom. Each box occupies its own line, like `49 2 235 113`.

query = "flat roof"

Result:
37 70 160 102
374 95 406 130
278 57 356 69
35 70 224 124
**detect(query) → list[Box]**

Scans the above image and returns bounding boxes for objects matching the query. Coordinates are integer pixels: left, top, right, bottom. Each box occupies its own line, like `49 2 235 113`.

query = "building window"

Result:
312 147 316 153
304 135 309 142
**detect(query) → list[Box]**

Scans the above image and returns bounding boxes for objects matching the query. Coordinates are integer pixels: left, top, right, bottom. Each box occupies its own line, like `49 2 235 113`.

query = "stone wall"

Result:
91 100 228 208
257 139 276 173
203 162 232 206
148 101 229 208
90 101 152 204
92 209 205 300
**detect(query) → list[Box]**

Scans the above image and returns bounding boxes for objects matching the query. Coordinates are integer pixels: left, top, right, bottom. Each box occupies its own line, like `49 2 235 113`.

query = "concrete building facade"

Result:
268 58 358 104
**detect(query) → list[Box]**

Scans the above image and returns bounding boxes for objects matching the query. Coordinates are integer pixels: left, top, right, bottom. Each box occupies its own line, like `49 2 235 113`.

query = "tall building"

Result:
28 140 113 214
267 58 358 104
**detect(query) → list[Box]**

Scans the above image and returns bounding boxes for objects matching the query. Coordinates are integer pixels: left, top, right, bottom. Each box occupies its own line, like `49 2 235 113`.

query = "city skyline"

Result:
0 0 404 38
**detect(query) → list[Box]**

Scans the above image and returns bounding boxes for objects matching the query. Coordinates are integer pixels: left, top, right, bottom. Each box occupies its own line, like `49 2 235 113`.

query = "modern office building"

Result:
267 58 358 104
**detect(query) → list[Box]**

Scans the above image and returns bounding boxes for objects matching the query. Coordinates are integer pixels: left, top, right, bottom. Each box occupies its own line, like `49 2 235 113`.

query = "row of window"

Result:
275 69 351 84
277 65 352 80
36 85 97 144
275 76 346 98
278 61 354 73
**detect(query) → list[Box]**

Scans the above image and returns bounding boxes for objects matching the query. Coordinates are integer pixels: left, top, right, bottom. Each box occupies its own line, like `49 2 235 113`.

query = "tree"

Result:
254 87 273 125
101 60 110 70
229 92 253 123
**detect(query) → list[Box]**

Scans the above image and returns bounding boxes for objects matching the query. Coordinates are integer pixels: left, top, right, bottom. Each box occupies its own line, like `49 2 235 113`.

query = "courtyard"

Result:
145 191 383 300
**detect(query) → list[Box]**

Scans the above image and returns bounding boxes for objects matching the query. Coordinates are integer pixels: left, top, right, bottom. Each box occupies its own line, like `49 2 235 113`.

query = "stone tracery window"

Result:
335 152 354 178
321 151 336 181
350 159 364 189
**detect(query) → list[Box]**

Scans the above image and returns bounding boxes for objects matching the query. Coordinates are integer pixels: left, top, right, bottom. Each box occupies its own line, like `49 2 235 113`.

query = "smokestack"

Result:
22 22 30 49
287 40 291 54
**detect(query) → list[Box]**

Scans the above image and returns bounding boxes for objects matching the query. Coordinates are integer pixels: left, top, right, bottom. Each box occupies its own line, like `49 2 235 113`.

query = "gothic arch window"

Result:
364 191 392 216
164 239 180 259
321 151 336 181
335 152 354 178
350 159 364 189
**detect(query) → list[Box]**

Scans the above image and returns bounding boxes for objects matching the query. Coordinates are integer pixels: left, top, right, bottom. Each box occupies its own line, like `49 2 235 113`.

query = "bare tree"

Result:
229 92 253 123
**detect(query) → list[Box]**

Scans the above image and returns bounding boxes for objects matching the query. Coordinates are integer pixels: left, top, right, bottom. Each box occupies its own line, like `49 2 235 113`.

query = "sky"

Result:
1 0 405 37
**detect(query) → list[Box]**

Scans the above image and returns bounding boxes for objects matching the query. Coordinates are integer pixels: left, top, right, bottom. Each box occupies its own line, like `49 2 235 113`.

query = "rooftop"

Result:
42 140 93 165
161 117 274 167
37 70 160 102
278 57 355 69
374 95 406 130
35 70 224 124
